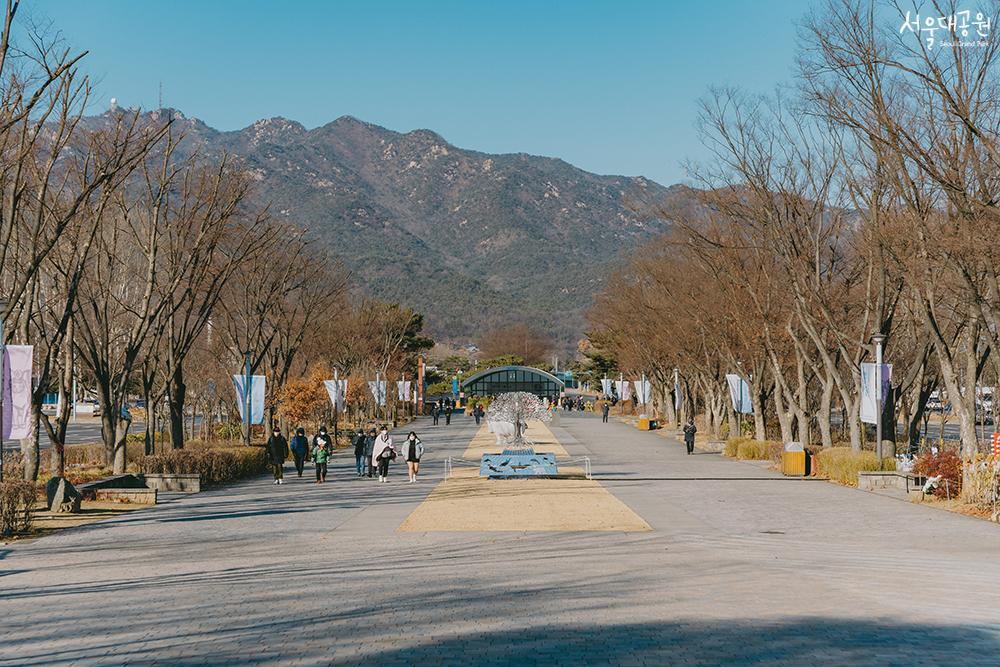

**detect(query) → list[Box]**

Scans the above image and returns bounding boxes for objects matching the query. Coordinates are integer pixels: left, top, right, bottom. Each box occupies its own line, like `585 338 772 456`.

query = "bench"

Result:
858 471 927 498
77 474 149 500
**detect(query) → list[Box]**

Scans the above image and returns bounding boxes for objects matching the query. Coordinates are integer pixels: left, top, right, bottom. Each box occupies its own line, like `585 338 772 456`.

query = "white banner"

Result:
2 345 33 440
860 363 892 425
323 379 348 411
615 380 631 401
600 378 613 397
396 380 412 401
232 374 266 424
632 378 651 404
726 374 753 414
368 380 387 407
674 376 682 412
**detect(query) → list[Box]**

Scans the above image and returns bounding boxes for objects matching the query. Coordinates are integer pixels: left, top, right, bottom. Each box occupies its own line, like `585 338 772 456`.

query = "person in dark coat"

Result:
364 428 377 478
432 402 441 426
601 402 610 423
290 427 309 477
683 418 697 455
352 429 367 477
266 426 289 484
445 404 453 425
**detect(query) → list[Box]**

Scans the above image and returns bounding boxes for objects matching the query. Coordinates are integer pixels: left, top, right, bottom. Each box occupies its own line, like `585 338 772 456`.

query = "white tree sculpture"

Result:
486 392 551 446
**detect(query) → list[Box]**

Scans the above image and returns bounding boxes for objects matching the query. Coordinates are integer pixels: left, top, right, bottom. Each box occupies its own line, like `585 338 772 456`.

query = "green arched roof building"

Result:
461 365 565 399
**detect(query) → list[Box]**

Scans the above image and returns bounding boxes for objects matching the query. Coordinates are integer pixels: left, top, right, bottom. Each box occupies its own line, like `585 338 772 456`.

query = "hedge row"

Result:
136 446 268 487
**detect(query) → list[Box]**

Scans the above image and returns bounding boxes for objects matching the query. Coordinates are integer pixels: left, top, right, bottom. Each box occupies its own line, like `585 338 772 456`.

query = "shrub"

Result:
736 439 780 461
913 450 963 498
0 480 37 536
724 437 778 460
136 446 268 487
815 447 894 486
63 439 148 467
724 437 749 458
961 453 1000 515
213 422 243 440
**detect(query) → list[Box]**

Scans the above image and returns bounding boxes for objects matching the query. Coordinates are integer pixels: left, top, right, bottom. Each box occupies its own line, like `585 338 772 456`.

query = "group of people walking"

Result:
430 398 454 426
266 424 425 484
266 424 335 484
351 427 424 483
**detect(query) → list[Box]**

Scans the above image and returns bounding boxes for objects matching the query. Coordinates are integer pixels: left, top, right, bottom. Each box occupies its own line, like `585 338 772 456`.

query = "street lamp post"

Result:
872 333 887 460
0 299 6 482
736 361 745 436
673 367 680 430
243 351 252 447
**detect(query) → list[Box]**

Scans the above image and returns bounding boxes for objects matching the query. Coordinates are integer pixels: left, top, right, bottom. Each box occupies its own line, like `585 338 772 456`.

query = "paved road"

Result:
1 420 147 452
1 413 999 665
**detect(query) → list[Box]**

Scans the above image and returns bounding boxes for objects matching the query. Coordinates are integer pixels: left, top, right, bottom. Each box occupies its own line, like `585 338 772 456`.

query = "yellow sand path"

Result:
398 419 651 532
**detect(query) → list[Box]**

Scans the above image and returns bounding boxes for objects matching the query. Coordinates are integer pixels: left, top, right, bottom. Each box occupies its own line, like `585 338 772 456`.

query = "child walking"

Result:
312 436 330 483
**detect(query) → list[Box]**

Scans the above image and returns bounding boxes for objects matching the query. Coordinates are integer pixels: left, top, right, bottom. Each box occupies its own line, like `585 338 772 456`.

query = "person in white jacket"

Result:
371 426 395 483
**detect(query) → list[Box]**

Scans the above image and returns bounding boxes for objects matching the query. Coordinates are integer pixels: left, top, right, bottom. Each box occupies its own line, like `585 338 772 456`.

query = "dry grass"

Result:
815 447 895 486
724 437 780 461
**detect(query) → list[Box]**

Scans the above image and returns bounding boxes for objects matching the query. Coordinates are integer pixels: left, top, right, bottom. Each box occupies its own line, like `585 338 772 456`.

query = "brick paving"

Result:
1 413 999 665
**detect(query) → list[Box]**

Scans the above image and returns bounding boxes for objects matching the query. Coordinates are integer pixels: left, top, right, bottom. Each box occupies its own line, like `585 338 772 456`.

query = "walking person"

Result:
432 402 441 426
473 403 483 425
683 418 697 455
352 428 367 477
445 404 452 425
364 428 377 478
312 434 330 483
371 426 395 483
602 401 610 423
403 431 424 483
290 427 309 477
266 426 289 485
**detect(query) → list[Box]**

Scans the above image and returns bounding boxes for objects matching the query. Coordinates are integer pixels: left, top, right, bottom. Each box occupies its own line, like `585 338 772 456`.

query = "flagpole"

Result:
333 368 339 446
243 351 252 446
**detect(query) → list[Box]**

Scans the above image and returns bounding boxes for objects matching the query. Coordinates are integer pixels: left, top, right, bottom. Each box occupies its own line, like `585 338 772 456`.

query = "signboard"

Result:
615 380 631 401
2 345 34 440
232 374 266 425
632 378 652 405
368 380 387 407
600 378 613 397
323 379 348 411
726 374 753 414
860 363 892 425
396 380 412 402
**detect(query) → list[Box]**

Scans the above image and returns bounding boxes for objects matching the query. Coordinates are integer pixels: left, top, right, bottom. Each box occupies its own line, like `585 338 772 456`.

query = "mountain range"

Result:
114 109 686 348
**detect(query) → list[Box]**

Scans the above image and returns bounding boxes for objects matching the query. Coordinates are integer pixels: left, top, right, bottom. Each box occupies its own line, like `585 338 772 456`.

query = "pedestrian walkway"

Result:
1 412 999 665
398 419 650 532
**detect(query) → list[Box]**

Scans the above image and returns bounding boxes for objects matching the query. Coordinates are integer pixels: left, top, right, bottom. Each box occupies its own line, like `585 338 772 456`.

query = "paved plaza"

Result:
2 413 1000 665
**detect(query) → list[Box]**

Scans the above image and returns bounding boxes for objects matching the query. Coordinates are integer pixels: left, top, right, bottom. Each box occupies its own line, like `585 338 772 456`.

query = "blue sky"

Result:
31 0 809 185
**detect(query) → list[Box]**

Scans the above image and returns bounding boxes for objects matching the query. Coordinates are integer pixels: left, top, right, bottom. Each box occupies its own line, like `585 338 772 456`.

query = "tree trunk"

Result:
728 404 739 439
100 407 117 467
773 381 794 445
112 416 131 474
20 404 41 481
168 365 186 450
142 381 154 455
817 380 834 449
